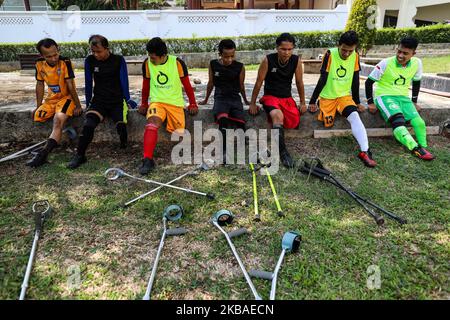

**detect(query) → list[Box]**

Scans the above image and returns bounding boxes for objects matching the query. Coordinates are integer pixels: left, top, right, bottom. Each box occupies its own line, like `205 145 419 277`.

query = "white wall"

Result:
415 3 450 23
0 6 348 44
376 0 450 28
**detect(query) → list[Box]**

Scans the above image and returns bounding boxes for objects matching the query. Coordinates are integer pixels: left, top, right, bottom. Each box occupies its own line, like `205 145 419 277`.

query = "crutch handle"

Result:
166 227 188 236
227 228 248 238
249 269 273 280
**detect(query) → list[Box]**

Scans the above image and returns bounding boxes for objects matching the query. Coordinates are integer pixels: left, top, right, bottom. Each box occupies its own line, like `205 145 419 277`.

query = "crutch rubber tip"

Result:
253 216 261 222
277 211 284 217
207 193 215 200
376 217 385 226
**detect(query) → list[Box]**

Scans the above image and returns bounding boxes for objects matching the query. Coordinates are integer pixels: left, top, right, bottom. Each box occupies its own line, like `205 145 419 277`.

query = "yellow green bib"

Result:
320 47 356 99
148 55 184 107
375 56 419 97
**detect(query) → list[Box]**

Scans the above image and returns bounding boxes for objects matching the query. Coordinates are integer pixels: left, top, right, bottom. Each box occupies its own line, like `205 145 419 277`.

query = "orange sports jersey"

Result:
35 56 75 102
141 57 188 79
323 50 360 73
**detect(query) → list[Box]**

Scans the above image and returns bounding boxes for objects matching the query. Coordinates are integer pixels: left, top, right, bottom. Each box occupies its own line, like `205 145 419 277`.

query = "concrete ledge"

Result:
302 60 322 74
1 104 449 144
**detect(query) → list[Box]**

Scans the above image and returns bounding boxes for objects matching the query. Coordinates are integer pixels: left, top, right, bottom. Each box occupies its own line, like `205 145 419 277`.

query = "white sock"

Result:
347 111 369 152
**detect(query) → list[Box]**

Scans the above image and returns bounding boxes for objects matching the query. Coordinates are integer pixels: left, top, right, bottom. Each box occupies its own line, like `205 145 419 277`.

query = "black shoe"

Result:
67 154 87 169
26 152 48 168
139 158 155 175
280 150 295 168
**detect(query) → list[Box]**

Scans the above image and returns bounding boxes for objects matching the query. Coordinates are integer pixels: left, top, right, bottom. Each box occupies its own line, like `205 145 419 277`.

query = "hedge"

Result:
374 24 450 45
1 24 449 62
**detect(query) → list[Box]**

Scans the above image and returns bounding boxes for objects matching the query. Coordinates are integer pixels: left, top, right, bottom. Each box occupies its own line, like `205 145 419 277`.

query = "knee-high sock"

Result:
410 116 427 148
143 123 158 159
393 126 418 151
273 124 287 154
346 111 369 152
77 126 95 156
77 114 100 156
116 122 128 146
41 138 58 155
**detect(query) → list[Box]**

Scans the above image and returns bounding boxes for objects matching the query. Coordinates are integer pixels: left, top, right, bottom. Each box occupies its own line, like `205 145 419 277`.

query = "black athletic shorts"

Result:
86 100 128 124
212 97 245 123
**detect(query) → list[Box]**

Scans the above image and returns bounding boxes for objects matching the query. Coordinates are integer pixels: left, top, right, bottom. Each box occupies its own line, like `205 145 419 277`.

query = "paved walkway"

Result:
1 71 449 111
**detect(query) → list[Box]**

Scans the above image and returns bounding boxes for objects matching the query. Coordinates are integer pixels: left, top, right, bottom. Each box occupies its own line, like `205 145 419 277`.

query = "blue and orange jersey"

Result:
35 56 75 102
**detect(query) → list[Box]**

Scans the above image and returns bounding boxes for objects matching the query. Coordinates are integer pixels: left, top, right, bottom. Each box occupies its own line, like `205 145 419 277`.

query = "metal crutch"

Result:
0 141 46 163
105 167 215 200
211 210 262 300
250 150 284 219
123 160 216 207
19 200 52 300
263 165 284 217
249 163 260 221
0 127 77 164
249 231 301 300
143 204 187 300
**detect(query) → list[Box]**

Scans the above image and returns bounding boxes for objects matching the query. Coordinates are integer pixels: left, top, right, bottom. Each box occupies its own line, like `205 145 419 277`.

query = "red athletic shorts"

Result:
260 95 300 129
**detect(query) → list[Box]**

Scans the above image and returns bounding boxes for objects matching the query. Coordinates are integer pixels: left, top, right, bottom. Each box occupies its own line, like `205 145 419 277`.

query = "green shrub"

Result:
375 23 450 45
345 0 377 55
1 25 449 62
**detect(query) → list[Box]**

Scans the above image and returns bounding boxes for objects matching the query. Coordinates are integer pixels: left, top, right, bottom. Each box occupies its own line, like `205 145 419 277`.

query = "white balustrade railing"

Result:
0 5 348 44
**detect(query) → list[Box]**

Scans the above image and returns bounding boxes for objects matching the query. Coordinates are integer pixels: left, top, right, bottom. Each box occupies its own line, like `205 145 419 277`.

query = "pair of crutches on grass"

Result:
211 210 301 300
105 160 216 207
249 152 283 221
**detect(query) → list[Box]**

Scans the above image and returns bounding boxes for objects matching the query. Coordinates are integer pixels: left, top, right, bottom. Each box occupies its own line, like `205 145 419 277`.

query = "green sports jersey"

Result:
369 56 422 97
148 55 185 107
320 47 357 99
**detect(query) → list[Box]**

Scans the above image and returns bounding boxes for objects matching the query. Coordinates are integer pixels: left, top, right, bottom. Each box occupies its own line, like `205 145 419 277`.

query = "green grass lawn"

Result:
421 55 450 74
0 136 449 300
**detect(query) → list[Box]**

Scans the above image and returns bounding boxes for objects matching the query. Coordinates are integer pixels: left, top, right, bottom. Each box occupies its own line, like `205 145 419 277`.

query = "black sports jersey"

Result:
264 53 299 98
210 59 243 99
85 53 129 106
